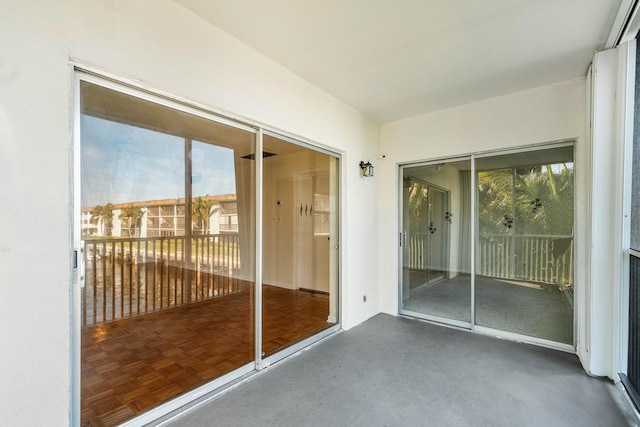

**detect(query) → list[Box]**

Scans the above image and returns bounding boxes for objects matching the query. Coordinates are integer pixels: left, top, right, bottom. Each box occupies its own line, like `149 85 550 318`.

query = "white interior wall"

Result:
378 78 588 360
263 149 331 289
0 1 379 425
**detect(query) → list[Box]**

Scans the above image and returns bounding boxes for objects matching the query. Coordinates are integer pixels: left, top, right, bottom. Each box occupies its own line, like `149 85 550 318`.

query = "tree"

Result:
407 180 429 230
118 205 145 237
477 164 574 236
90 203 114 236
191 195 218 235
477 169 514 234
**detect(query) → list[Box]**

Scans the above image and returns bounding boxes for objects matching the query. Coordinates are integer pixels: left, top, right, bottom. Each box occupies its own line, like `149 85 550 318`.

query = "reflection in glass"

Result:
79 81 255 425
261 134 339 357
401 160 472 323
475 146 574 344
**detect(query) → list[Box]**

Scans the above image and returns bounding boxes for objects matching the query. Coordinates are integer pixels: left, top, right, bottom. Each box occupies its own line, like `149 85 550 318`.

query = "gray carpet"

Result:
403 275 573 344
167 314 634 427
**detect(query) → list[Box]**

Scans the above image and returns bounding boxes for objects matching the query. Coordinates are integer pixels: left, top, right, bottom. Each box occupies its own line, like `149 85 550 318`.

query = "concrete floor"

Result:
404 274 573 344
167 314 636 427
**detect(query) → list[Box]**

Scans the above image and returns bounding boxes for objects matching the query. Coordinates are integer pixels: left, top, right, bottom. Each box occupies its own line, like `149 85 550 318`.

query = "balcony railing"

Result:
407 232 573 286
82 233 242 327
478 234 573 286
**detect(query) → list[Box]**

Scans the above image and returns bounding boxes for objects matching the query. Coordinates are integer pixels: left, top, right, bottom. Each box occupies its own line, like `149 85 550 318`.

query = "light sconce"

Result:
359 160 374 177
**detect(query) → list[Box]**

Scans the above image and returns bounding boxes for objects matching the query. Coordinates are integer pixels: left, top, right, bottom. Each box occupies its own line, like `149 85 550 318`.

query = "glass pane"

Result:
401 159 472 323
632 106 640 250
80 81 255 425
475 146 574 344
261 135 339 357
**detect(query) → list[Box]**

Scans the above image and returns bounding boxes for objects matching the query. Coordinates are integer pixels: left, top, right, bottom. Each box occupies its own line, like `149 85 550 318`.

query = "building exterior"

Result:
81 195 238 238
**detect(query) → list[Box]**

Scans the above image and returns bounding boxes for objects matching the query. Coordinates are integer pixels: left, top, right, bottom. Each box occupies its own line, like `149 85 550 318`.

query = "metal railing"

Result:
82 233 242 326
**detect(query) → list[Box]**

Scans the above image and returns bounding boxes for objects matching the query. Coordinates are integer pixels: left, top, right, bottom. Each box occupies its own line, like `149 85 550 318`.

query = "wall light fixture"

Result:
359 160 374 177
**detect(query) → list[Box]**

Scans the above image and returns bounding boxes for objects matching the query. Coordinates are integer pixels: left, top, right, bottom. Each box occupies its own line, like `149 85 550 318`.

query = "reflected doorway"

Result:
404 179 449 288
401 160 471 324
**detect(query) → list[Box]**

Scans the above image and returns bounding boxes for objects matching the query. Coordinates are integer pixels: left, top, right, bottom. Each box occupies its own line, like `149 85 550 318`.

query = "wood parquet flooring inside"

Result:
81 283 332 426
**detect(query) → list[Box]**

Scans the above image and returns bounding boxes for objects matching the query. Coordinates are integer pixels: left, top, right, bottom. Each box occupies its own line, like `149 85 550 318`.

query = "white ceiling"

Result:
176 0 623 123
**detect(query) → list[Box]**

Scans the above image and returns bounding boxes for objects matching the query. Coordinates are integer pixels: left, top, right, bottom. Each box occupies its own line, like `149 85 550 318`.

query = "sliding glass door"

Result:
261 134 339 357
79 79 257 425
401 159 472 324
400 144 574 347
76 76 340 425
475 146 574 344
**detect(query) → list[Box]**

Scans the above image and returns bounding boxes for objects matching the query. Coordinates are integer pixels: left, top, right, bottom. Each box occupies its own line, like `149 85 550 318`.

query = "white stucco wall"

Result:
0 1 379 425
378 78 588 358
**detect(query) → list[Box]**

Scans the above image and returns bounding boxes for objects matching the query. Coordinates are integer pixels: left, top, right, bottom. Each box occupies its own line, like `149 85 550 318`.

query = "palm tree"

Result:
191 195 218 235
118 205 145 237
477 165 573 236
477 169 514 234
513 165 573 236
90 203 114 236
407 180 429 230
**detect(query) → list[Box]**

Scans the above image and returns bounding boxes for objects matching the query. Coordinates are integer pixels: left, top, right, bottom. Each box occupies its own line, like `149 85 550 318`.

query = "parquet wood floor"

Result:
81 283 332 426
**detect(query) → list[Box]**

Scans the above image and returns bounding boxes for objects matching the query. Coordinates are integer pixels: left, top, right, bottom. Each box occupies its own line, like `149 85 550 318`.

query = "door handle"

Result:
78 241 86 288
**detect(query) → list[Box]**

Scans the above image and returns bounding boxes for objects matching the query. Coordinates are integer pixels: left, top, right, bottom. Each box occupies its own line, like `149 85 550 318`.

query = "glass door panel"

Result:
79 80 255 425
261 134 339 357
475 146 574 344
401 159 472 323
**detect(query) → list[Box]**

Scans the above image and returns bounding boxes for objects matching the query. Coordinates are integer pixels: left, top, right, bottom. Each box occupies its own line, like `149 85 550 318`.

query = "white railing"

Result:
478 234 573 286
407 233 429 270
406 232 573 286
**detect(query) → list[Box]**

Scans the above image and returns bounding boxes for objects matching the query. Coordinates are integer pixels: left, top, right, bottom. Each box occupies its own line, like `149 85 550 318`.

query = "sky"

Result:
81 115 236 208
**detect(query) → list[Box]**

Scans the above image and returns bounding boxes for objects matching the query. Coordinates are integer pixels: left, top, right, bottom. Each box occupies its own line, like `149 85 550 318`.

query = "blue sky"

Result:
81 115 236 207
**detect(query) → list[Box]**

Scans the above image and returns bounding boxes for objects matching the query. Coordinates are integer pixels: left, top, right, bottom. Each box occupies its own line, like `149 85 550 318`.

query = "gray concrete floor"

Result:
167 314 636 427
404 275 573 344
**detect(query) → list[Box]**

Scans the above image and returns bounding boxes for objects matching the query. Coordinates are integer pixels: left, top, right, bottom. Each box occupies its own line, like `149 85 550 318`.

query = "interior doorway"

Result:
294 171 331 293
401 161 469 324
404 179 450 290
